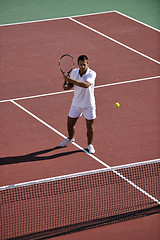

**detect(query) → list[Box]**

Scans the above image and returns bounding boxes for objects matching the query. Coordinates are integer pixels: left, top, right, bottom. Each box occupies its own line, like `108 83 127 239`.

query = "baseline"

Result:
0 10 115 27
0 10 159 32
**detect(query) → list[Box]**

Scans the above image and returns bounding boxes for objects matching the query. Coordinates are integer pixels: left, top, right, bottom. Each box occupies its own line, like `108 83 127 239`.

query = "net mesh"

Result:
0 160 159 239
59 55 74 73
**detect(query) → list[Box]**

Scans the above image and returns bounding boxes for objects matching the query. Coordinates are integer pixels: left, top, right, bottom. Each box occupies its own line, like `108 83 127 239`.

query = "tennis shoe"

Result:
60 138 75 147
88 144 95 154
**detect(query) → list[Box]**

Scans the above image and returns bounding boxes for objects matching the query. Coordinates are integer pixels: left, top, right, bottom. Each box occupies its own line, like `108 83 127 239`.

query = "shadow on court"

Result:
0 147 85 165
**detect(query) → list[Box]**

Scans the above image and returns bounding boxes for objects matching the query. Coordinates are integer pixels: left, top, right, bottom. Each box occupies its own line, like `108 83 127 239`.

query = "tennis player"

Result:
60 55 96 154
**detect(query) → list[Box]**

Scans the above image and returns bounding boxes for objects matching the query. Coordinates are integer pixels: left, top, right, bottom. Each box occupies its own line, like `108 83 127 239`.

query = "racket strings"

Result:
59 56 74 73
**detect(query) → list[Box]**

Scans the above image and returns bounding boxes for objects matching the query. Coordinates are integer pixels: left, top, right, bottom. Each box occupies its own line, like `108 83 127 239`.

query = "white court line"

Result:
0 75 159 103
95 75 160 89
0 10 115 27
69 17 160 65
9 100 160 204
0 10 159 32
115 11 160 32
0 89 74 103
11 100 110 168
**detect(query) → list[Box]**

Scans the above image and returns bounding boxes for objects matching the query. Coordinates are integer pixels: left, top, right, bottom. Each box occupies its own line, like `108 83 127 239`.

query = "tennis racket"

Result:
59 54 75 84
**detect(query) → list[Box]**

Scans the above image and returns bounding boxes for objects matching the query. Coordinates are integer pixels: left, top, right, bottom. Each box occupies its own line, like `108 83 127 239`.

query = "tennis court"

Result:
0 2 160 240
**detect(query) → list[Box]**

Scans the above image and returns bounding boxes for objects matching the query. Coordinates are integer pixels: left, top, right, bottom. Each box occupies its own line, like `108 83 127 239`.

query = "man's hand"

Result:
63 75 69 83
63 82 68 90
63 75 74 90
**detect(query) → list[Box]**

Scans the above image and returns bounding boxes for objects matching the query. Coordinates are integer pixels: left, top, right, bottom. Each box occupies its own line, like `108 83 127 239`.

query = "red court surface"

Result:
0 11 160 240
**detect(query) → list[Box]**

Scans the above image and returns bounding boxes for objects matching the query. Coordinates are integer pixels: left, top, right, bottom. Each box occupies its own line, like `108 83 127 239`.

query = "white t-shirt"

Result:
70 67 96 108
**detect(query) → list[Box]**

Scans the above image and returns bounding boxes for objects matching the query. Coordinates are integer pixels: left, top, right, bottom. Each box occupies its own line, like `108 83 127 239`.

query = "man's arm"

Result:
64 75 91 88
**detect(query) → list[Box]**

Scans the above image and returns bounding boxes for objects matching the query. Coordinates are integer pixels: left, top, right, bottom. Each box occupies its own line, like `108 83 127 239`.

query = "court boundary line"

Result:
69 17 160 65
0 75 159 103
7 100 160 204
0 10 159 32
0 10 115 27
115 11 160 32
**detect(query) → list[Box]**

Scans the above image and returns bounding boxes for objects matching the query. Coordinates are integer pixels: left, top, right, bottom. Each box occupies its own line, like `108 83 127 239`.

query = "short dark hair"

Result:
78 55 88 63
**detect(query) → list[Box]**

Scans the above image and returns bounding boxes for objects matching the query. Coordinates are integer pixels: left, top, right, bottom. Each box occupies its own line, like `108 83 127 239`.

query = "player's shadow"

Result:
0 147 84 166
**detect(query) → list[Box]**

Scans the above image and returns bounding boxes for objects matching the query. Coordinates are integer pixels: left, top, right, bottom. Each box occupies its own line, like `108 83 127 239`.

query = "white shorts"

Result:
69 104 96 120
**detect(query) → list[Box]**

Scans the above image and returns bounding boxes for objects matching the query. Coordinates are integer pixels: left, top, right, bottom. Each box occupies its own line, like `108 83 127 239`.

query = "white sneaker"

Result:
88 144 95 154
60 138 75 147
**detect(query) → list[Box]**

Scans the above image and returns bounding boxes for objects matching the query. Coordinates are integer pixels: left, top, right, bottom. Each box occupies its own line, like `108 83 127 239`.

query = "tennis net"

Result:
0 159 159 239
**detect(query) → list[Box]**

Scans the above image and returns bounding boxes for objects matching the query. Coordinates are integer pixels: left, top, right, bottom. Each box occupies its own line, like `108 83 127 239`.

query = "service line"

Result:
0 75 159 103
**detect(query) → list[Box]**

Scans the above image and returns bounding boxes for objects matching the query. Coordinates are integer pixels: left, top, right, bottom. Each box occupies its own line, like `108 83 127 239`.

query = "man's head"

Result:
78 55 88 75
78 55 88 64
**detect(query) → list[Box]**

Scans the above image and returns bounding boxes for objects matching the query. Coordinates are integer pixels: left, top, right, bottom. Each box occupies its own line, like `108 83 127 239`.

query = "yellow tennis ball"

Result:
115 102 120 108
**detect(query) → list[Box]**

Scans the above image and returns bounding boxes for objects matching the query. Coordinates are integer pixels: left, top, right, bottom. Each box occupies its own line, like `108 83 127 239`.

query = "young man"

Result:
60 55 96 154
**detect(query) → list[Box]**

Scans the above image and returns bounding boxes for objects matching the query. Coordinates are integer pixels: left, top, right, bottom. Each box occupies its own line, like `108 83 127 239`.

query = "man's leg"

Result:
86 119 95 154
86 119 95 145
60 116 78 147
67 116 78 140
